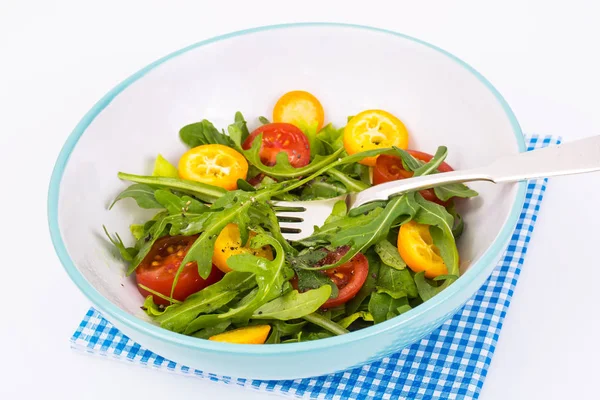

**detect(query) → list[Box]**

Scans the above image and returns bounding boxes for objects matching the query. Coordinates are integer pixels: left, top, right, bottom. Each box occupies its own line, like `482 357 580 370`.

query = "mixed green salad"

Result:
104 90 478 344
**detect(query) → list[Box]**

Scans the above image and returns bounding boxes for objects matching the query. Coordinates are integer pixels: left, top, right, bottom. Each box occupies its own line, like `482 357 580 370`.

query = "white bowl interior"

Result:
57 25 520 319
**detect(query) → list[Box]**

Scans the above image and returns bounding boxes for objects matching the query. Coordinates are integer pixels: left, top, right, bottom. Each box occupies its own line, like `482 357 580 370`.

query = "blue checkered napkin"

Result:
71 135 560 400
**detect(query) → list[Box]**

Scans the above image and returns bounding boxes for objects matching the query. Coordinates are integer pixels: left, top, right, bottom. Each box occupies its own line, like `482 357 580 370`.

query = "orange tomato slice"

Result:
212 223 274 273
178 144 248 191
343 109 409 166
272 90 325 132
398 220 448 278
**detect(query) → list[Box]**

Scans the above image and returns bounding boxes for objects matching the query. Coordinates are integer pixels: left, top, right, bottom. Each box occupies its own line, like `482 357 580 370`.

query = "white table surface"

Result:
2 1 599 399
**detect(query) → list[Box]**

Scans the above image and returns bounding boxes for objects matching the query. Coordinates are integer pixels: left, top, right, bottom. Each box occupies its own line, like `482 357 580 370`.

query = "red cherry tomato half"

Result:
373 150 454 206
242 123 311 168
291 246 369 309
136 235 224 306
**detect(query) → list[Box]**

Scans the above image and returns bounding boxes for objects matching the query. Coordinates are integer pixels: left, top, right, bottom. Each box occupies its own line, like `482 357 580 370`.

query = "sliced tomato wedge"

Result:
136 235 224 306
373 150 454 205
291 246 369 309
243 122 311 168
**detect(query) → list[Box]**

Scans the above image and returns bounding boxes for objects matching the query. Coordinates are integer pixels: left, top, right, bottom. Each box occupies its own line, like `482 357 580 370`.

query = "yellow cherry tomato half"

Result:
209 324 271 344
272 90 325 132
178 144 248 191
398 220 448 279
212 223 274 273
343 109 409 166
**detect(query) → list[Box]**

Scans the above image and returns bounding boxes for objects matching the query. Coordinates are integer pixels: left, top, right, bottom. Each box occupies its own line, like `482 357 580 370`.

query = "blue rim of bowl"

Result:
47 22 526 356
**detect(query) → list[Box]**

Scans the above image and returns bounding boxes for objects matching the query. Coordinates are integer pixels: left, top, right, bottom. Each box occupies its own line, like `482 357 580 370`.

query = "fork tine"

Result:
272 195 347 241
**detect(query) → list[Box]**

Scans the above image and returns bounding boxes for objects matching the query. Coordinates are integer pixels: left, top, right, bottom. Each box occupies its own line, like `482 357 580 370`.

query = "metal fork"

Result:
274 135 600 241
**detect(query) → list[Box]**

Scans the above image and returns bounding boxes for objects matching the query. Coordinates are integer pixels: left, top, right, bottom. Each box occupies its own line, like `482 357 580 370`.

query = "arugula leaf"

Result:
299 331 335 342
345 249 380 315
262 147 392 197
296 207 384 248
192 321 232 339
296 120 324 157
327 305 347 321
287 248 328 269
248 201 297 255
447 201 465 238
413 194 459 276
374 239 406 270
295 269 338 299
303 313 349 335
110 183 163 210
236 179 256 192
396 300 412 316
300 177 346 200
322 193 419 270
252 286 331 320
414 271 458 301
154 190 208 216
219 234 293 321
265 328 281 344
167 213 213 237
130 212 166 247
113 190 211 272
179 119 235 148
336 311 373 329
117 172 226 203
155 271 256 333
336 161 370 183
316 123 345 154
152 154 179 178
434 184 479 201
258 116 270 125
325 168 369 193
347 200 388 217
375 263 418 299
413 146 448 176
271 320 307 336
103 226 137 261
368 292 409 324
176 187 281 280
125 215 170 274
393 147 423 171
138 284 182 305
324 200 348 225
129 224 145 240
119 191 215 275
183 314 222 335
393 146 478 201
266 320 309 343
222 111 251 144
141 295 170 317
252 176 298 201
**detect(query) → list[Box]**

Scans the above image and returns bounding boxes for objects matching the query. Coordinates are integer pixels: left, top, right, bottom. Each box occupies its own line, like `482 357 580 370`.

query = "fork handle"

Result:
351 135 600 208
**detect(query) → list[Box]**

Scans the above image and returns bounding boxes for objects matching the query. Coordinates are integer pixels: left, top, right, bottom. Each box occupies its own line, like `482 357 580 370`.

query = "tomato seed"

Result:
176 251 184 257
167 246 174 253
151 261 160 266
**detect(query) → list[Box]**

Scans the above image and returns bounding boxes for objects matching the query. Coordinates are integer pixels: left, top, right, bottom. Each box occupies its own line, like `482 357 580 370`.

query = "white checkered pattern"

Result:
71 135 560 399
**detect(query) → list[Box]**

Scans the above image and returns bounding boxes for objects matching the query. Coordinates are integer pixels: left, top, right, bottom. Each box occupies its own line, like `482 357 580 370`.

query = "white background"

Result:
2 1 599 399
